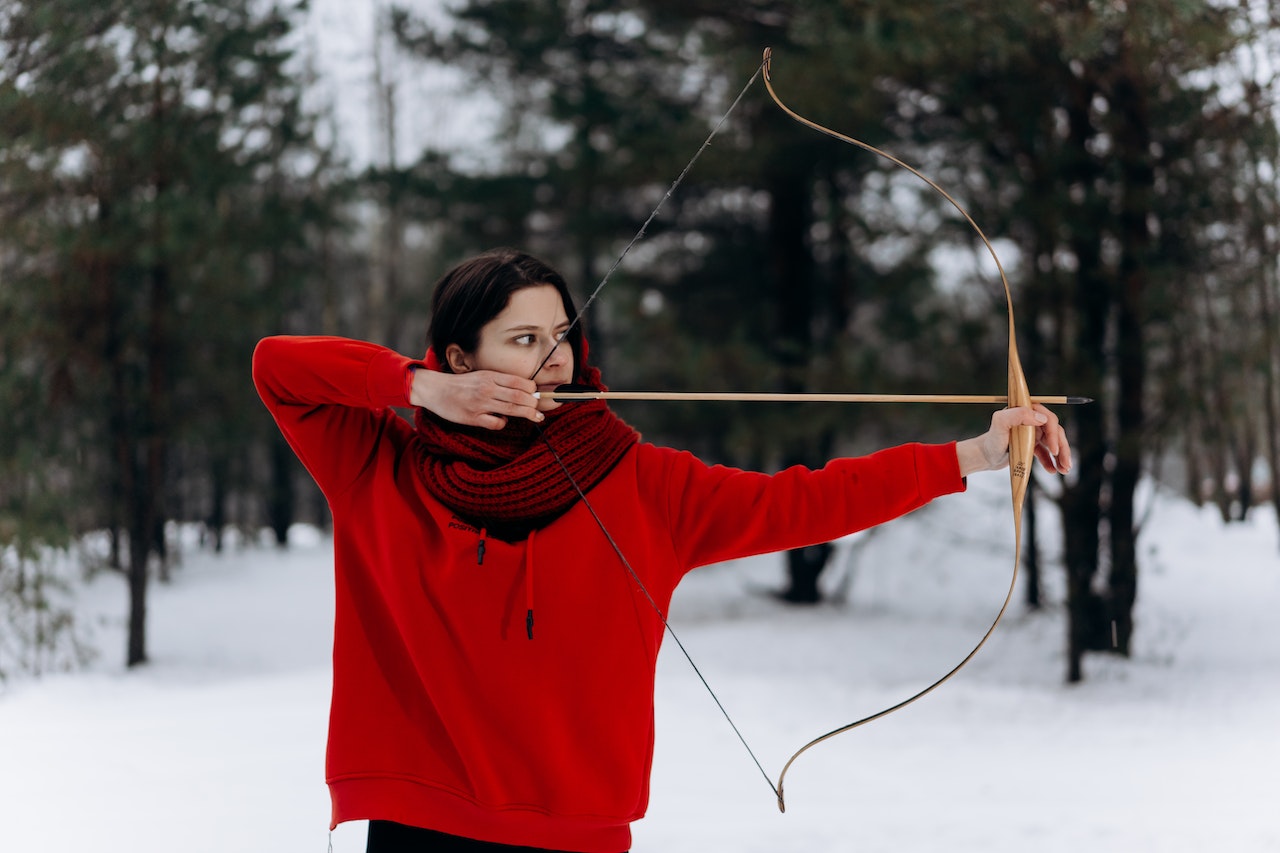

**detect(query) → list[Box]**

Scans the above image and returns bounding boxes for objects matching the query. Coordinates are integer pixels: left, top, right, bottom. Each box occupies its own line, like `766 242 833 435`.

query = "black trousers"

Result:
365 820 627 853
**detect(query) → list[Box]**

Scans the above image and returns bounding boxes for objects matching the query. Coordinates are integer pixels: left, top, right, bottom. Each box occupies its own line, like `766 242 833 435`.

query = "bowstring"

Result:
534 431 780 800
528 57 780 800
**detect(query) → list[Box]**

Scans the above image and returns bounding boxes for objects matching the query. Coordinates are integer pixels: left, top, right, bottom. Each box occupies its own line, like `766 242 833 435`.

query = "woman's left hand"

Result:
956 403 1073 477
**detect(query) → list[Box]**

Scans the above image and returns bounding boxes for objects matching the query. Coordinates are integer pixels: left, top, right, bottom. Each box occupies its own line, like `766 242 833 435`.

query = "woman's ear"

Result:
444 343 472 373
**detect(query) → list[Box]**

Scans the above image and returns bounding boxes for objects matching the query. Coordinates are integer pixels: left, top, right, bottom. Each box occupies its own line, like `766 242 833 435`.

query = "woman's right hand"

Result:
409 368 544 431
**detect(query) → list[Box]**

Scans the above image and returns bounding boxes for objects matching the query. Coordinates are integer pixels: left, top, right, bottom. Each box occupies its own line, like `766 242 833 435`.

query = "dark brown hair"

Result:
428 248 584 380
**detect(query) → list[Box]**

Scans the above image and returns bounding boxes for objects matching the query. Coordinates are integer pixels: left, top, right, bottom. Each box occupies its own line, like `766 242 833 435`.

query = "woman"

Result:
252 248 1071 853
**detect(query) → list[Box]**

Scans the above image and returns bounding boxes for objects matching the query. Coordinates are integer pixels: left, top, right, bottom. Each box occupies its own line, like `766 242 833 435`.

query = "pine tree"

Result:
0 0 334 666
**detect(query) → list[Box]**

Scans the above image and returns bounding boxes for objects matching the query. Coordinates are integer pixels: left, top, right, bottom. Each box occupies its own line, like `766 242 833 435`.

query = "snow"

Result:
2 475 1278 852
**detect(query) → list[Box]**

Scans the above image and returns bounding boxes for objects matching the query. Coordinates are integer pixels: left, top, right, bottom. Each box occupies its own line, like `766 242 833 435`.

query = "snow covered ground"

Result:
1 473 1277 852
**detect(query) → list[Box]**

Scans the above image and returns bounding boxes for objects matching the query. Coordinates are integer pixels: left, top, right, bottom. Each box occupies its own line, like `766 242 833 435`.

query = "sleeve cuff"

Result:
366 349 426 408
916 441 968 499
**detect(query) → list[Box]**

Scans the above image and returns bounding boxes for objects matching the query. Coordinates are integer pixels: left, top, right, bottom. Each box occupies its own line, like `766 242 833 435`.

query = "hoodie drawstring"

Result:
473 526 535 639
525 530 535 640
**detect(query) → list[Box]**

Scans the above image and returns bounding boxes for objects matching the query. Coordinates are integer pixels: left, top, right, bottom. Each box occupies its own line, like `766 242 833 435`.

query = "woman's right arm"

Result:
408 365 545 431
252 336 423 497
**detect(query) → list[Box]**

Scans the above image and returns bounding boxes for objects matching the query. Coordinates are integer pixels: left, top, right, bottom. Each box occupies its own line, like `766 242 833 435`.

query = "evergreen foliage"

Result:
1 0 1276 679
0 0 338 667
390 0 1280 670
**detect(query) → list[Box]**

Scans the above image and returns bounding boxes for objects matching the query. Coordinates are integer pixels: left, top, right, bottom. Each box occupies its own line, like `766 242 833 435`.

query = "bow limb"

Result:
764 47 1033 812
1007 308 1036 587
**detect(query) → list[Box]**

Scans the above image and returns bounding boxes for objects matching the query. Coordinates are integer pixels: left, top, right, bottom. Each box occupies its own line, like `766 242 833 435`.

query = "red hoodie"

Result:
252 335 966 853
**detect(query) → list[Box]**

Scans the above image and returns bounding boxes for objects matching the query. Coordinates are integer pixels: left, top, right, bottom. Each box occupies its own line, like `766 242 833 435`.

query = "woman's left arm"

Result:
650 404 1071 572
647 441 966 572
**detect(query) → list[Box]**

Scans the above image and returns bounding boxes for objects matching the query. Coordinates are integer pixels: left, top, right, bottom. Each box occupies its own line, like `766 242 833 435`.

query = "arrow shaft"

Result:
545 391 1089 404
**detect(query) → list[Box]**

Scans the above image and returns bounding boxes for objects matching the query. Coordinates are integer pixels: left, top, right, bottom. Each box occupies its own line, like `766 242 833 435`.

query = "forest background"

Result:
2 0 1278 685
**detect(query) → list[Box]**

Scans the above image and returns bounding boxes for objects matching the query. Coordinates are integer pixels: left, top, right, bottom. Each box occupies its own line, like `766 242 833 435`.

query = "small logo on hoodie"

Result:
447 516 480 534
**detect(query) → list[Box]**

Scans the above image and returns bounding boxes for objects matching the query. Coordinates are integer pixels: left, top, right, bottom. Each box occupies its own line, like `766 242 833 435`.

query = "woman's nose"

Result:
545 337 569 366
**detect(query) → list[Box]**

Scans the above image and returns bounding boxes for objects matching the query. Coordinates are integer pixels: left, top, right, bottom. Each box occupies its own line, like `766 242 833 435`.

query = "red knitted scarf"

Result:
414 359 638 542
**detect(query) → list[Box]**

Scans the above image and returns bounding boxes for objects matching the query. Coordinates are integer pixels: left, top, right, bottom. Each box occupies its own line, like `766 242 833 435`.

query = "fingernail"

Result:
1035 413 1048 423
535 412 545 422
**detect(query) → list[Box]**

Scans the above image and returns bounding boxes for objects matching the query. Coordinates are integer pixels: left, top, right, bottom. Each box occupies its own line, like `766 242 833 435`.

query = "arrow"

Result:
540 390 1092 404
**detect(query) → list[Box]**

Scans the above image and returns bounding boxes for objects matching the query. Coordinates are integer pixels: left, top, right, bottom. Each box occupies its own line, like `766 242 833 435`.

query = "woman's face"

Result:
446 284 574 390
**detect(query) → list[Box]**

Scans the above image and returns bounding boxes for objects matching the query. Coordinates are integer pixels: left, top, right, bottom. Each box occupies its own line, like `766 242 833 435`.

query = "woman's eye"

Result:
514 334 536 346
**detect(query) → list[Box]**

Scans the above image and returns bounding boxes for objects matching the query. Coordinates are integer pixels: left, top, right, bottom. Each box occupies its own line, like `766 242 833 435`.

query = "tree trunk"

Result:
1062 402 1109 682
1023 476 1041 610
127 251 172 666
97 197 127 575
96 191 151 666
1059 67 1114 682
268 434 296 548
1061 244 1111 678
1105 44 1155 658
783 543 833 604
153 514 170 584
1232 424 1256 521
767 151 833 602
1259 263 1280 549
208 452 228 553
1108 281 1142 656
370 9 407 350
126 491 149 667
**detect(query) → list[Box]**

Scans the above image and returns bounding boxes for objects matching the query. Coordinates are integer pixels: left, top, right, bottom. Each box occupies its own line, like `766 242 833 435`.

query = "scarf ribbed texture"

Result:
414 363 638 542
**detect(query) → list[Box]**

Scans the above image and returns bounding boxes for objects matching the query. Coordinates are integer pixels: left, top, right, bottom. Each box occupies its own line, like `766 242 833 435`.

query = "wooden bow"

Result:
761 47 1037 811
532 49 1041 815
